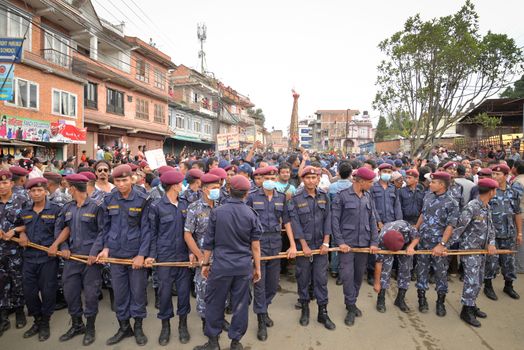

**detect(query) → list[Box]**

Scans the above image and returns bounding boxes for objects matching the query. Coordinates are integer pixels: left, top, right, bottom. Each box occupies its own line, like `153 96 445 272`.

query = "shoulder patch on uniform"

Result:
107 205 119 210
22 215 33 220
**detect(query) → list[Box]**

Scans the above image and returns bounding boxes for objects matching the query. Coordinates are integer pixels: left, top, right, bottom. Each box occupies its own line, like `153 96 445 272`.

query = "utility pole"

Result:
197 23 207 74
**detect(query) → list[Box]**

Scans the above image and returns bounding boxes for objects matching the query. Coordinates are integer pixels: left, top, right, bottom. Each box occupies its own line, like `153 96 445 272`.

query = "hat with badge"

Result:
378 163 393 170
300 165 320 177
443 161 458 169
353 167 376 180
160 170 184 185
253 167 265 176
225 165 238 173
158 165 174 176
490 164 510 174
477 178 499 189
201 173 221 184
261 166 278 175
0 170 12 181
43 171 62 182
25 177 48 189
383 230 405 251
9 166 29 177
129 163 139 171
79 171 96 181
477 168 492 177
65 174 89 184
209 167 227 180
112 164 132 178
430 171 451 181
230 175 251 191
405 169 419 178
187 168 204 179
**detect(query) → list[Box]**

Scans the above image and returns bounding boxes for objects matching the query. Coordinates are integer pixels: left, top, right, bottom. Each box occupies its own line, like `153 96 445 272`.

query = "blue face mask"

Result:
263 180 276 191
208 188 220 201
380 173 391 182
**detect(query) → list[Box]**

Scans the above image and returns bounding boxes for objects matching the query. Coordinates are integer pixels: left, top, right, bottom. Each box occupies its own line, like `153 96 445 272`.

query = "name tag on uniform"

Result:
253 201 264 205
317 200 327 204
298 202 308 208
274 202 283 206
82 213 96 218
474 215 485 221
108 205 119 210
41 214 55 219
129 207 142 212
22 215 33 220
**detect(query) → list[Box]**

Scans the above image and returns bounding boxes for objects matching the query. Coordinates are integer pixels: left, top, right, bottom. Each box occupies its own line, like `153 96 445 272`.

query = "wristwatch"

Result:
439 241 446 247
201 262 210 267
322 243 329 248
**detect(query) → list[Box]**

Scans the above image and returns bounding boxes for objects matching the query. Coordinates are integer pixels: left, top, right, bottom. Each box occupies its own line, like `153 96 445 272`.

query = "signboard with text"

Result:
0 38 24 63
145 149 167 170
0 63 14 101
217 133 240 151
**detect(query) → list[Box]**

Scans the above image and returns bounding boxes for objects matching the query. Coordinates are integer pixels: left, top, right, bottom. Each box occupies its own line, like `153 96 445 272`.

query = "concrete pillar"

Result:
90 35 98 60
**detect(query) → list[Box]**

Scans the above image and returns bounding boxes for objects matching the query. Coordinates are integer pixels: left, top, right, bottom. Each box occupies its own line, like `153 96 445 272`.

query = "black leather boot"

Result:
106 319 134 345
483 279 498 300
417 289 428 313
230 339 243 350
503 280 520 299
299 301 309 326
133 317 148 346
83 315 96 346
344 304 356 326
394 288 410 312
376 289 386 313
257 314 267 341
436 293 446 317
201 317 206 333
159 319 170 346
22 316 40 338
0 309 9 336
38 315 51 341
265 313 274 327
59 315 85 341
460 305 481 327
474 307 487 318
222 319 230 331
179 314 190 344
193 336 220 350
317 305 336 330
15 306 26 328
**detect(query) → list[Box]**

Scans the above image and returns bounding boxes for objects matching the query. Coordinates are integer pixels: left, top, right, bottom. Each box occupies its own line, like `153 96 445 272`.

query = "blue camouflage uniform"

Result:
398 185 425 225
55 198 105 318
449 181 465 209
149 195 190 321
377 221 419 290
181 188 202 204
48 188 72 206
416 191 459 293
247 188 289 315
485 184 520 282
19 199 61 319
149 184 165 201
218 186 230 206
331 186 378 306
450 199 495 306
0 191 27 312
203 198 262 342
184 197 213 318
101 187 151 321
289 188 331 306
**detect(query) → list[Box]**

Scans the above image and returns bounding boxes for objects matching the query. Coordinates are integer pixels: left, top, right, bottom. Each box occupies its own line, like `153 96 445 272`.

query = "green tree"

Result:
248 108 265 125
500 75 524 98
375 116 388 142
373 1 523 156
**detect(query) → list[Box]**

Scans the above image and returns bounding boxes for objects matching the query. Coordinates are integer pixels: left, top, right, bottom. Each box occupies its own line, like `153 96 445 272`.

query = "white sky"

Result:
92 0 524 134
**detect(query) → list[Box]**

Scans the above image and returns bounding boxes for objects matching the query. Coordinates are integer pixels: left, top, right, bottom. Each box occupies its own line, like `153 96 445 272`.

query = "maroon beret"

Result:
160 170 184 185
405 169 419 178
353 167 376 180
9 166 29 176
158 165 174 176
188 168 204 179
209 167 227 180
230 175 251 190
65 174 89 183
477 178 499 189
253 167 265 176
201 173 221 184
0 170 12 181
224 165 238 173
139 161 149 168
129 163 139 171
300 166 320 178
383 230 405 251
378 163 393 170
443 162 458 169
79 171 96 181
25 177 48 189
262 166 278 175
477 168 492 176
431 171 451 181
112 164 132 178
43 171 62 182
490 164 510 175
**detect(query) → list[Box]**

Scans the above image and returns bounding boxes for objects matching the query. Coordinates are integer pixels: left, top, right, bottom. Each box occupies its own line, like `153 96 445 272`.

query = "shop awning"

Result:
0 139 44 147
171 135 214 144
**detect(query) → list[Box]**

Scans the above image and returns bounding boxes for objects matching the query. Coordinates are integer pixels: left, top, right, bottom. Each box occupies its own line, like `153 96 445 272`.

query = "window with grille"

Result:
107 88 124 115
136 59 150 83
136 98 149 120
154 104 165 123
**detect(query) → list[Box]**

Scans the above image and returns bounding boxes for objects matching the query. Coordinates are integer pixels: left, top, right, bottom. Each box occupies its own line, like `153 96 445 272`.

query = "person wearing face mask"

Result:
184 173 230 337
246 166 296 342
145 170 191 346
369 163 403 285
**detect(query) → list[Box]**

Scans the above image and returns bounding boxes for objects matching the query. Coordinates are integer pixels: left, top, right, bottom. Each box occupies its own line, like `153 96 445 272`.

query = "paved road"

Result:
1 273 523 350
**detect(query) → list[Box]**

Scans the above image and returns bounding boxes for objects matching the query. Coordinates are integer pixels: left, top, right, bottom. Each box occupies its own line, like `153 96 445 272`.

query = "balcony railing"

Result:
42 49 72 68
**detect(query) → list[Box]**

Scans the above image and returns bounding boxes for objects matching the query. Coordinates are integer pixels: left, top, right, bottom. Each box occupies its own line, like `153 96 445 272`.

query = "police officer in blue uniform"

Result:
96 164 151 346
7 177 61 341
181 168 204 204
332 167 379 326
415 171 460 317
146 170 191 346
194 175 262 350
398 169 425 225
49 174 105 346
247 166 295 341
289 166 335 331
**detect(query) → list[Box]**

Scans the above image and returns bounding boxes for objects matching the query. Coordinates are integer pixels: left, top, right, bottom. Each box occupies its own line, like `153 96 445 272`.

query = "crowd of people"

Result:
0 141 522 350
